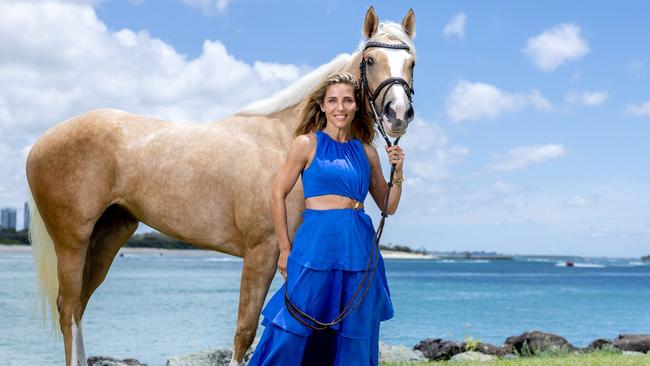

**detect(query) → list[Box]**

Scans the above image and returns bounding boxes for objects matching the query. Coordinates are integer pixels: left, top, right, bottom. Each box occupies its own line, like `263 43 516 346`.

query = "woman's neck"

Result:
322 125 353 143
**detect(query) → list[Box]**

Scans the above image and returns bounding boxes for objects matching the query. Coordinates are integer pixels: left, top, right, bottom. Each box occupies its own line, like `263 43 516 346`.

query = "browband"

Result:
363 41 410 51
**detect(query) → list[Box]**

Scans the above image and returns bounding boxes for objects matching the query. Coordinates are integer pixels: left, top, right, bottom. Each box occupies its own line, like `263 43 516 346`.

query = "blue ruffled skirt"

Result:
248 208 394 366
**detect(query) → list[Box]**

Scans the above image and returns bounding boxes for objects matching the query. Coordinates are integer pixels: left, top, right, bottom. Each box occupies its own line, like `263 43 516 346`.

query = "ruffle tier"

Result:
261 254 393 339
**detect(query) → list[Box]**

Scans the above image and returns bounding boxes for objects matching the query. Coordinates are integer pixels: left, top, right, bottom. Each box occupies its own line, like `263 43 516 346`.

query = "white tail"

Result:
28 190 60 334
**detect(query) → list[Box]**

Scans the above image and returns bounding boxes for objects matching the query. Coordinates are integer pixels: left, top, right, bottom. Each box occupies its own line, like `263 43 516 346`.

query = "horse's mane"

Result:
237 21 416 116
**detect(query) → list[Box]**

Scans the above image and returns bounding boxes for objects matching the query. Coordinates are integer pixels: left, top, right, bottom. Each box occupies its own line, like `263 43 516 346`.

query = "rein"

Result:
283 41 414 331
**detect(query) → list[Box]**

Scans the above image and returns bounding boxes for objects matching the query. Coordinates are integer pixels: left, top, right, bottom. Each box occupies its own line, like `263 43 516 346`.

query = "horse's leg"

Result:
81 205 139 311
230 238 279 366
53 235 90 366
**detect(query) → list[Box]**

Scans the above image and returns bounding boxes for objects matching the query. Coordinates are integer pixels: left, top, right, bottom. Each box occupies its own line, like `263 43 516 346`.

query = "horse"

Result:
26 7 416 366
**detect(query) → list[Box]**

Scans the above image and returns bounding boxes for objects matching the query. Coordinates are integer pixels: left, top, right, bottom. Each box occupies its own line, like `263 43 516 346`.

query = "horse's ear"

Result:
402 8 416 38
362 6 379 39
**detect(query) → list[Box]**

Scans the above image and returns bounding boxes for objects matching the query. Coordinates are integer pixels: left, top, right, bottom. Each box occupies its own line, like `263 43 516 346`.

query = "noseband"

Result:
284 41 416 331
359 41 415 147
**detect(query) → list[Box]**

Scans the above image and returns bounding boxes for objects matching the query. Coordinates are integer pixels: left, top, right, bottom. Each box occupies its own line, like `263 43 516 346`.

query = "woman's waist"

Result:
304 194 364 211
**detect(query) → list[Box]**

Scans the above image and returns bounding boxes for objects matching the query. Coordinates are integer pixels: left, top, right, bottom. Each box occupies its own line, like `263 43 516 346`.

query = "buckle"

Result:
349 200 362 210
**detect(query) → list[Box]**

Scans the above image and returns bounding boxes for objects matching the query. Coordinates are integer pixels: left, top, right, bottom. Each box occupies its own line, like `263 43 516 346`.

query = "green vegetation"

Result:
0 228 28 244
381 350 650 365
124 232 195 249
380 242 429 255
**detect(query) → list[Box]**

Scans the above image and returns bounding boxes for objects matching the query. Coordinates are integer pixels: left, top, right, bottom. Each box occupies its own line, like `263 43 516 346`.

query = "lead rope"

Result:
282 41 411 331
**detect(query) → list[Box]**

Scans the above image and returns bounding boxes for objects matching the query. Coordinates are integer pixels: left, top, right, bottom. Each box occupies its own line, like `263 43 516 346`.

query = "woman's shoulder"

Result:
360 141 379 158
293 132 317 150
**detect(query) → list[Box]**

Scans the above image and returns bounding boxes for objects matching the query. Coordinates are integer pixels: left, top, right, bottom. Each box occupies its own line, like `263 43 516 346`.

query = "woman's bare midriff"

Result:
305 194 364 210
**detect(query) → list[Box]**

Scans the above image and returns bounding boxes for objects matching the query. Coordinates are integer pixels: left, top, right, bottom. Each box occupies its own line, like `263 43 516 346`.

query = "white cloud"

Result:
0 0 303 223
446 80 551 123
488 144 566 171
442 13 466 39
625 101 650 116
180 0 232 14
523 23 589 72
565 195 599 207
396 118 469 185
565 91 608 106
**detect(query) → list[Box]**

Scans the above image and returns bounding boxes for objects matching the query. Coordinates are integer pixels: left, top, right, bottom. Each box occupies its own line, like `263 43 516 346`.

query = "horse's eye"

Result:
366 57 374 66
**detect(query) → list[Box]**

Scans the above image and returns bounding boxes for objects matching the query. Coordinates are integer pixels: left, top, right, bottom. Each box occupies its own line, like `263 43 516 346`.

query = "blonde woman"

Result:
248 72 405 366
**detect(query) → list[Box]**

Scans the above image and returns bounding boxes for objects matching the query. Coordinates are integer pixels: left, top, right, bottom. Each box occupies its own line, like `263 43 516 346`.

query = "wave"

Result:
555 261 606 268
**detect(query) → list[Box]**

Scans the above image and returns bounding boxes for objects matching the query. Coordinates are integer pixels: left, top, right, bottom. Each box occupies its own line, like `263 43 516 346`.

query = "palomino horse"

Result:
27 7 416 366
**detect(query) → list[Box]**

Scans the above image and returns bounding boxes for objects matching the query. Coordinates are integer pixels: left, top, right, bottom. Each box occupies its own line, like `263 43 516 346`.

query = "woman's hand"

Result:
277 246 291 280
385 145 405 173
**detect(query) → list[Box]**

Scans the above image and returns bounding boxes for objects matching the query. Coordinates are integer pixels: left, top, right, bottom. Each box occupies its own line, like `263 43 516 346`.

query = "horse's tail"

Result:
28 189 60 333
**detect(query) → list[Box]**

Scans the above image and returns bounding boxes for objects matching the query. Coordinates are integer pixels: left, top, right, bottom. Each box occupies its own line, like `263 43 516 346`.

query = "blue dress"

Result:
248 130 394 366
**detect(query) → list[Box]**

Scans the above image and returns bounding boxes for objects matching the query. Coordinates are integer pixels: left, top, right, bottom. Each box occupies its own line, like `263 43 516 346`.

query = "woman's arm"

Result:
365 144 405 215
269 134 313 278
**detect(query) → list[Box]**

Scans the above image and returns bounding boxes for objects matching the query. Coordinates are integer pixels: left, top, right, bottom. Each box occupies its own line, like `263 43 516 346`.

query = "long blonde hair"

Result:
294 72 375 144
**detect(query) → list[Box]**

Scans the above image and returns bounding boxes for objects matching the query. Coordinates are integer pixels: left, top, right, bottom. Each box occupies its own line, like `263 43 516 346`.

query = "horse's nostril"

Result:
382 102 391 115
405 105 414 122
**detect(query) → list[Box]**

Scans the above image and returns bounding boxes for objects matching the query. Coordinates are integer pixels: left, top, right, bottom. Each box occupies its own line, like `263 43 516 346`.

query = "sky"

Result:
1 0 649 257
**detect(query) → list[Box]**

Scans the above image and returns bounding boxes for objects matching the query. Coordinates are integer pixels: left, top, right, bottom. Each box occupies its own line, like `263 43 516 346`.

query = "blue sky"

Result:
1 0 649 257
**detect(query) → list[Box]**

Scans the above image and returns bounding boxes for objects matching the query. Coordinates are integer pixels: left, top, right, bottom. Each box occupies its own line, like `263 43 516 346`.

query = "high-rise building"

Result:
1 207 17 230
24 202 30 230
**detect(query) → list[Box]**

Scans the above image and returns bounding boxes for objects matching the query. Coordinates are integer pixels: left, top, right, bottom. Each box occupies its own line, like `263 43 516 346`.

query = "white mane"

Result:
237 53 351 116
237 21 416 116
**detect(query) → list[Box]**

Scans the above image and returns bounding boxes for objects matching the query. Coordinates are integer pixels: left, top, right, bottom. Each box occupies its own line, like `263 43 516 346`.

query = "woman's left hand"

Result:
385 145 405 172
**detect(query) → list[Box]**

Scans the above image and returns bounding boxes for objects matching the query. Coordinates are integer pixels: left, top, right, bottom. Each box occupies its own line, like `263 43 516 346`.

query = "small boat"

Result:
565 260 574 267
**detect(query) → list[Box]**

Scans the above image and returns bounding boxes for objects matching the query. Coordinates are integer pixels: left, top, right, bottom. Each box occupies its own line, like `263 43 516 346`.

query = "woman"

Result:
248 72 405 366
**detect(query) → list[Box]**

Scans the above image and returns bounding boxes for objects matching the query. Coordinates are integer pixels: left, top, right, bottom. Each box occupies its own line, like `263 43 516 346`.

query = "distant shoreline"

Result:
0 244 434 259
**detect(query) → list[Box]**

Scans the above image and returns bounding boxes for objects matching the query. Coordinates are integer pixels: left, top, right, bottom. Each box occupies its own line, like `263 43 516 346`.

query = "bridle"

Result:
284 40 415 331
360 40 415 148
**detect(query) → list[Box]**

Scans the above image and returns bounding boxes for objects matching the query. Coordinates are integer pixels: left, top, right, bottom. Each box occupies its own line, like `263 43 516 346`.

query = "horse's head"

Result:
359 7 416 139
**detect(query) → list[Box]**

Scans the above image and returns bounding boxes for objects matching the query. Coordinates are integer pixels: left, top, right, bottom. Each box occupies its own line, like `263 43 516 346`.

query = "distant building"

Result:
1 207 17 230
24 202 30 230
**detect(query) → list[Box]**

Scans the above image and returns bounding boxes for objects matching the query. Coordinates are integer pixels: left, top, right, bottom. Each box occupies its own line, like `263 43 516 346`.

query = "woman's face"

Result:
320 83 357 130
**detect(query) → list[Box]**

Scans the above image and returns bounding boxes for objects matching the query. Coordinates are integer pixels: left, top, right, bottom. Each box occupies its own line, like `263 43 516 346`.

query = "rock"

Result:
586 338 613 351
88 356 146 366
414 338 462 361
504 330 576 356
378 342 426 363
613 334 650 353
449 351 495 363
622 351 647 356
460 341 510 356
166 347 254 366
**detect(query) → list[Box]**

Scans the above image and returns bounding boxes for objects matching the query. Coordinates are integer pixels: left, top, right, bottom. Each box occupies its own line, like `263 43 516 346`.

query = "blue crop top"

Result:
301 130 371 203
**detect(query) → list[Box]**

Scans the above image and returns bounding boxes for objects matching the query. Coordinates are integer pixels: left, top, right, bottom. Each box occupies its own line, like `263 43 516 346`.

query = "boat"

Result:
565 260 574 267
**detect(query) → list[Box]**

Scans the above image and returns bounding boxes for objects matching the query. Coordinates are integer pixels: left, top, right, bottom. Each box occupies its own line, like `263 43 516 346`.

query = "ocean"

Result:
1 249 649 365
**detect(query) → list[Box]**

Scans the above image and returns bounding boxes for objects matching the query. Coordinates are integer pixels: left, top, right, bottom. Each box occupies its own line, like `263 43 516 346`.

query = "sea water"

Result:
1 250 649 365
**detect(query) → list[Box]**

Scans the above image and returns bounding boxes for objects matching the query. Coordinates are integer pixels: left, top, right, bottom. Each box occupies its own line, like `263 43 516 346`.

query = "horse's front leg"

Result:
230 237 279 366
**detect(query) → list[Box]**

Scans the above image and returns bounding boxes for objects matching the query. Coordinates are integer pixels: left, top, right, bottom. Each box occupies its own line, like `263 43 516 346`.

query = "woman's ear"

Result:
319 103 325 112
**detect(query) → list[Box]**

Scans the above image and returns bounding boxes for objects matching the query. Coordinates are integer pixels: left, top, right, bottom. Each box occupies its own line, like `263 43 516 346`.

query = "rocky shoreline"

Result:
85 331 650 365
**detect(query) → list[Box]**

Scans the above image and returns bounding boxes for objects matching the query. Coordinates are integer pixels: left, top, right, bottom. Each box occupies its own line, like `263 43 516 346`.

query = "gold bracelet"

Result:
393 175 404 187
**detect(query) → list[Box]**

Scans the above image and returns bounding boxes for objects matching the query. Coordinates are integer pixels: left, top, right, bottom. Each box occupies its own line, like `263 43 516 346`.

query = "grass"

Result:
380 350 650 366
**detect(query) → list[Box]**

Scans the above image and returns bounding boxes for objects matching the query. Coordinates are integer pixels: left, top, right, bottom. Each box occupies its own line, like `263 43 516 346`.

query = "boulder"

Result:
460 341 511 356
378 342 426 363
504 330 576 356
88 356 146 366
166 347 254 366
449 351 495 363
613 334 650 353
586 338 613 351
414 338 462 361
